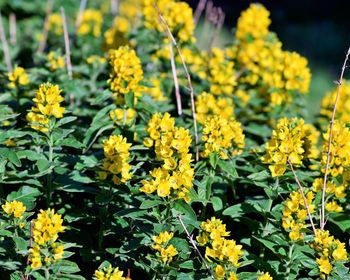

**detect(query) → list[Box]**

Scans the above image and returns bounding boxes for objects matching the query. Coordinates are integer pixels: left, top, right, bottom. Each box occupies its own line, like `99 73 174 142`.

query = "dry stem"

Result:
288 160 316 235
60 7 73 80
111 0 118 15
75 0 87 33
9 13 16 46
194 0 208 26
0 11 13 72
169 43 182 115
37 0 54 54
177 214 214 279
209 7 225 50
320 46 350 230
153 3 199 161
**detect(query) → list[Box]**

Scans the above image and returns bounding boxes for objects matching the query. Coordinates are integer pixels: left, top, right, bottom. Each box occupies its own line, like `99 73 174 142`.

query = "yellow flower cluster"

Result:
47 51 65 71
320 80 350 124
152 231 178 263
311 229 348 277
321 120 350 177
77 9 103 37
141 113 194 201
232 4 311 107
196 92 234 124
99 135 132 184
208 48 236 96
197 217 243 270
258 272 273 280
262 117 319 177
48 13 63 35
110 108 137 126
143 0 195 43
313 178 345 213
94 265 130 280
29 209 65 269
8 66 29 89
107 46 143 100
26 83 65 133
214 265 238 280
201 115 245 159
2 200 26 219
282 191 315 241
143 77 167 101
87 55 107 65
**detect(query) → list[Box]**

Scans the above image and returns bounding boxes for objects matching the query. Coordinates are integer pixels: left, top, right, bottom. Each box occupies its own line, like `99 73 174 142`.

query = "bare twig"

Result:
0 11 13 72
153 3 199 161
75 0 87 33
209 8 225 50
60 7 73 80
25 221 34 280
111 0 118 15
288 160 316 235
194 0 208 26
37 0 54 54
169 43 182 115
321 46 350 230
177 215 214 279
9 13 16 46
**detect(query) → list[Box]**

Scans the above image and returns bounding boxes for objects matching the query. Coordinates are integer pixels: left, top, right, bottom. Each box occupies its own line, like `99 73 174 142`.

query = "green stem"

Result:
285 243 294 279
46 135 54 208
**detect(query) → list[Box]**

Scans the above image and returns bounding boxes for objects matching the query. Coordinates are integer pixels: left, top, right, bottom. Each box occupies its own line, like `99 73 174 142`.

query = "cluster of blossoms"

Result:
197 217 243 279
47 51 65 72
231 3 311 107
94 265 131 280
152 231 178 263
104 0 141 48
87 55 107 65
313 178 345 213
143 0 195 43
262 117 319 177
77 9 103 37
281 191 315 240
8 66 29 89
320 80 350 124
99 135 132 184
196 92 234 124
26 83 65 133
110 108 137 126
141 113 194 201
2 200 26 219
143 76 167 101
29 209 65 269
201 115 245 159
311 230 348 277
321 120 350 177
207 48 236 96
47 13 63 35
107 46 143 102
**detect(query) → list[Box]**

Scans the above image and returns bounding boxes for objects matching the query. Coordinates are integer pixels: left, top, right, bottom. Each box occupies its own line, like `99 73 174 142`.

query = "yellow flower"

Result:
258 272 273 280
201 115 245 159
214 265 225 279
48 13 63 35
110 108 137 126
94 265 129 280
143 0 195 43
47 51 65 71
101 135 133 184
2 200 26 218
26 83 65 132
8 67 29 89
29 245 42 269
316 257 332 275
326 201 343 213
107 46 143 100
152 231 178 263
87 55 106 65
77 9 103 37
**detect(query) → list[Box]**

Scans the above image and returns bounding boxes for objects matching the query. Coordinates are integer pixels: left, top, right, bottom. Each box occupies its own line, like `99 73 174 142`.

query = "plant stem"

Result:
46 135 54 207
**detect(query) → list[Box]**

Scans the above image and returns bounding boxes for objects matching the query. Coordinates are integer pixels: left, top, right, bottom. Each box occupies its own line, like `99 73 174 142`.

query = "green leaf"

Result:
13 236 28 253
56 116 77 127
217 159 238 178
0 148 21 167
140 199 163 209
7 186 41 209
173 201 197 221
329 213 350 232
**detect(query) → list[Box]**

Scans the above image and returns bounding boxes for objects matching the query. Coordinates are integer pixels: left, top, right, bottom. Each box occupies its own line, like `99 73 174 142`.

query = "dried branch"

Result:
153 3 199 161
177 215 214 279
209 8 225 50
320 46 350 230
288 160 316 235
75 0 87 33
111 0 118 15
37 0 54 54
169 43 182 115
194 0 208 26
9 13 16 46
60 7 73 80
0 11 13 72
